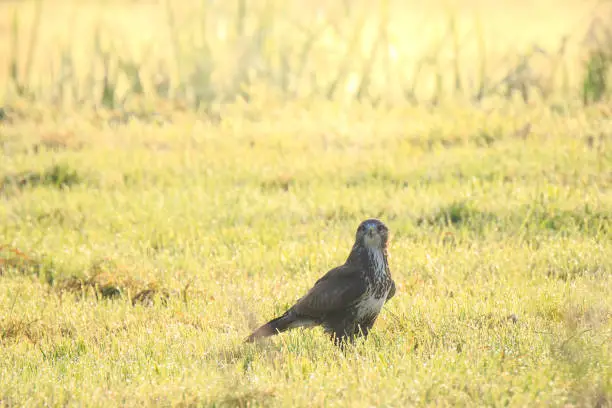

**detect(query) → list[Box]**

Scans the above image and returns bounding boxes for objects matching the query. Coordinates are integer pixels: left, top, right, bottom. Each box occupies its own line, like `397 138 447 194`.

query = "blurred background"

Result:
1 0 611 114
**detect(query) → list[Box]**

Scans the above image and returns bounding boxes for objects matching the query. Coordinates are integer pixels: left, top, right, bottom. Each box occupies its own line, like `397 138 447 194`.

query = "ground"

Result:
1 100 610 407
0 0 611 407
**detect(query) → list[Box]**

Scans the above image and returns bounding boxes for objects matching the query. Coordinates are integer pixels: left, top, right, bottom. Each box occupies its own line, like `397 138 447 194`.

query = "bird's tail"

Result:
245 312 294 343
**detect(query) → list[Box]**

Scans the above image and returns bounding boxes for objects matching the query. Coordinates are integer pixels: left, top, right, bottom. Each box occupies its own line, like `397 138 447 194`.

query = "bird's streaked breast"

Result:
367 248 387 281
355 286 390 321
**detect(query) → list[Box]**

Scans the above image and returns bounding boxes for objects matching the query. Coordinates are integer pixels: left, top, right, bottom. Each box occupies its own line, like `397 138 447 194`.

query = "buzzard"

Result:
245 219 396 345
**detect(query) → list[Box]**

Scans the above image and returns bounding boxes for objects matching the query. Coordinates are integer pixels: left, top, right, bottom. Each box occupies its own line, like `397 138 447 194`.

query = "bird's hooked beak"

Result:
363 224 381 248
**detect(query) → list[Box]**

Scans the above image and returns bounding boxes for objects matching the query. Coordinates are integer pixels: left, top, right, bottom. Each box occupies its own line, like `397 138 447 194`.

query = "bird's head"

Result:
355 219 388 250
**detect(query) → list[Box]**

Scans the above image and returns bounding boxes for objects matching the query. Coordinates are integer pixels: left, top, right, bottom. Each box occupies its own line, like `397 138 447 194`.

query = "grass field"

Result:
1 0 612 407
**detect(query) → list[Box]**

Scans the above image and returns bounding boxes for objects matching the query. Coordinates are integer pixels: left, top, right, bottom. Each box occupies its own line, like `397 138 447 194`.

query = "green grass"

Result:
0 1 611 405
0 100 610 406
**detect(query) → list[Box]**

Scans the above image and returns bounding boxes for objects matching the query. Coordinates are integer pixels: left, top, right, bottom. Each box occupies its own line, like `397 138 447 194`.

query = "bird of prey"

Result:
245 219 396 346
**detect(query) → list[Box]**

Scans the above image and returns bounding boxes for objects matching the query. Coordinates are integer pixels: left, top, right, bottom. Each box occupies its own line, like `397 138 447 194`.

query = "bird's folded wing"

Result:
293 264 366 317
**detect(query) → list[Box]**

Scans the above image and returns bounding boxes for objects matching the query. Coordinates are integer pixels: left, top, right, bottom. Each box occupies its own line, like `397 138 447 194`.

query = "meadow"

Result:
1 0 611 406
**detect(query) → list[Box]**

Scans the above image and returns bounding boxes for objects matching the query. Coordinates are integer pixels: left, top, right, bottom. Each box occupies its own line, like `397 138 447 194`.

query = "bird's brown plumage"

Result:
245 219 396 345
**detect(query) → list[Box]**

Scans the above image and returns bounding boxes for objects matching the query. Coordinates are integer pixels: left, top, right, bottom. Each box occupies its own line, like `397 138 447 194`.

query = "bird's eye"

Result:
377 225 385 232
